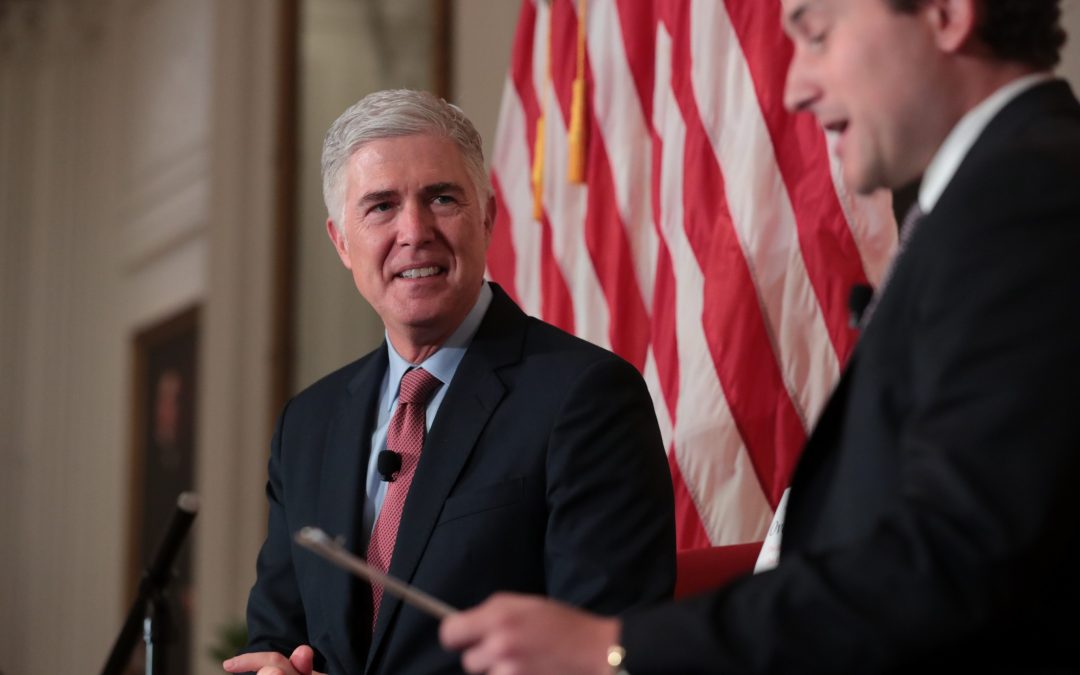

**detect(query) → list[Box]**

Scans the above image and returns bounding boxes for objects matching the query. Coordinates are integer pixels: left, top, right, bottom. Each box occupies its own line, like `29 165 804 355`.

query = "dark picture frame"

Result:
127 305 200 674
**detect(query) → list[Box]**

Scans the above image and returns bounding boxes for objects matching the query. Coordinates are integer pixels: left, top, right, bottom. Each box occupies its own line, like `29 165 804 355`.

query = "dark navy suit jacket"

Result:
244 283 676 673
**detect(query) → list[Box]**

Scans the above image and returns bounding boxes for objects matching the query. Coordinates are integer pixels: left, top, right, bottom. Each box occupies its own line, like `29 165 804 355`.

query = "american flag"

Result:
485 0 897 549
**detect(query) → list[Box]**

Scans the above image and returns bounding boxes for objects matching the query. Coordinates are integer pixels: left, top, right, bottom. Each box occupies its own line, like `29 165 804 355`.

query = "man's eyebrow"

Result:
422 182 468 198
358 189 398 206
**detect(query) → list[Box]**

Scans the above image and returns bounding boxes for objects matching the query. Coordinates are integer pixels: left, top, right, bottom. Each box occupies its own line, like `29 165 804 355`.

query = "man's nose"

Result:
396 201 435 245
783 52 819 114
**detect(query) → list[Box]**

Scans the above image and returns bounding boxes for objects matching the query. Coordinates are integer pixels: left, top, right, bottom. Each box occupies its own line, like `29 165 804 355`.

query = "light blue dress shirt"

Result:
361 282 494 544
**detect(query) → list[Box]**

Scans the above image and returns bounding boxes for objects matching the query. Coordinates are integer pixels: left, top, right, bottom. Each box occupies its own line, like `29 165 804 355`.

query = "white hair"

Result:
321 89 492 232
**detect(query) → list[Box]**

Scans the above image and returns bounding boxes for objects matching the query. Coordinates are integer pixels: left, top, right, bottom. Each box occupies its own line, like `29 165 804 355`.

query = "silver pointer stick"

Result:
294 526 457 620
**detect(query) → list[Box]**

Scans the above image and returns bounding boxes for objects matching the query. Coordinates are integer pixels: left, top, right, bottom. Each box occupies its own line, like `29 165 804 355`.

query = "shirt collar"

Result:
384 281 493 410
918 72 1053 214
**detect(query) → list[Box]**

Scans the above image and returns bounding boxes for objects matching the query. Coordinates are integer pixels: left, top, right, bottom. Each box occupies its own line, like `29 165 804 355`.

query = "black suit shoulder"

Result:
518 312 639 372
285 347 383 412
936 80 1080 239
272 346 387 451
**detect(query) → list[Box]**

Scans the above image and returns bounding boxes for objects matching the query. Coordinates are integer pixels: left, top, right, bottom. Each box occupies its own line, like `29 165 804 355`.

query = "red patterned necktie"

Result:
367 367 442 626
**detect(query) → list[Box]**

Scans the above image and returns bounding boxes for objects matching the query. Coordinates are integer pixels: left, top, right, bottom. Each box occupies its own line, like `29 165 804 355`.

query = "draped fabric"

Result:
486 0 897 548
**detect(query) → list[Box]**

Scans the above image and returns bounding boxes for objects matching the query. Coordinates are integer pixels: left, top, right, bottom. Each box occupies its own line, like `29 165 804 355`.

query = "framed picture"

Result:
128 305 200 674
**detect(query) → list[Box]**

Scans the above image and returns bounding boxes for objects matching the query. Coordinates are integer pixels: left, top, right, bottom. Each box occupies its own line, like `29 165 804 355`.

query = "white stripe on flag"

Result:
643 346 675 453
587 0 659 313
537 75 612 349
492 75 542 317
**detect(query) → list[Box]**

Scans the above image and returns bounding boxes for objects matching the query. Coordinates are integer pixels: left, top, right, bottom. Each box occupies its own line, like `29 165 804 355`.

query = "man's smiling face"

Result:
327 133 493 358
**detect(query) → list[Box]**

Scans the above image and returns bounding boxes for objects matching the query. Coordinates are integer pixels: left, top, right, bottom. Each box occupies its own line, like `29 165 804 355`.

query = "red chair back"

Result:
674 542 763 599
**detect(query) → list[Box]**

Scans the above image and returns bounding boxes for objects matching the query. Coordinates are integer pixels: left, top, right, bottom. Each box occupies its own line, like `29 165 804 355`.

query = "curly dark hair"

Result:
886 0 1067 69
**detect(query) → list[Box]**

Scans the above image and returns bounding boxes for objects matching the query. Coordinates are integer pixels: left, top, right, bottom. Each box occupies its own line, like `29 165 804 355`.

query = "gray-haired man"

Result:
226 89 675 675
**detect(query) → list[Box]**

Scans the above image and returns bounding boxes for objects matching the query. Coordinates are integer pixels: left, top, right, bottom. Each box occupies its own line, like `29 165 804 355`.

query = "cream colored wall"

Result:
0 1 280 673
0 7 133 670
453 0 520 171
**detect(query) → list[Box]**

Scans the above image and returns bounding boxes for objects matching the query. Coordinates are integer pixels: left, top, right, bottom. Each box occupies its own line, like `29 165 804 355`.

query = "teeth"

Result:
400 266 441 279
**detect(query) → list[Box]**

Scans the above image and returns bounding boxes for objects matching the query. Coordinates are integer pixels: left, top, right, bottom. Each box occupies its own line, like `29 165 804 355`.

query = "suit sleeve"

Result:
620 146 1080 672
543 355 676 613
242 402 314 663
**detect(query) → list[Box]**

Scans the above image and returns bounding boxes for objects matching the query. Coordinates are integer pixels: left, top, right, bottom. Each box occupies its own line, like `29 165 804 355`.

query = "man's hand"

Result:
440 593 621 675
222 645 326 675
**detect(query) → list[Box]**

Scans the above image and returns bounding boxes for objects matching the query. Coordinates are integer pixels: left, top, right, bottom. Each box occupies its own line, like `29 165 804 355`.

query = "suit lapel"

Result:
782 348 857 553
366 286 524 670
318 346 387 674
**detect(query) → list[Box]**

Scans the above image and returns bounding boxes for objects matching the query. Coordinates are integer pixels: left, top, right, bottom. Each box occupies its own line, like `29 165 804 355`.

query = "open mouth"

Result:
398 266 445 279
822 119 850 158
823 119 849 135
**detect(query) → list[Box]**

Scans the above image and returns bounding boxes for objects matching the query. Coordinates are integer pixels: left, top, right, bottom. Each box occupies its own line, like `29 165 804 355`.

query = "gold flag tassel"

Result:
567 0 588 183
532 3 553 221
532 115 546 220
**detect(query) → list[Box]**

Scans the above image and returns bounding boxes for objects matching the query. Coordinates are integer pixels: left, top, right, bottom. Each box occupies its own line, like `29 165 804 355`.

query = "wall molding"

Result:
119 143 211 273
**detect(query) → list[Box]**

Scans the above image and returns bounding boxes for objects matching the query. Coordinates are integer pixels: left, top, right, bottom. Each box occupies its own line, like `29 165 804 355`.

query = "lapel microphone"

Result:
848 283 874 328
377 450 402 482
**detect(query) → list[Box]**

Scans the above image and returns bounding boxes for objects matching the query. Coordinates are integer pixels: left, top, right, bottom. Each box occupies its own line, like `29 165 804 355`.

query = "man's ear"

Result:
483 194 497 244
326 218 353 269
924 0 977 53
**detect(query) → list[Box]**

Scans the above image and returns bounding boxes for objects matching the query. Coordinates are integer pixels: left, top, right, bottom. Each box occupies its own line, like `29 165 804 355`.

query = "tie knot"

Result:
398 367 441 405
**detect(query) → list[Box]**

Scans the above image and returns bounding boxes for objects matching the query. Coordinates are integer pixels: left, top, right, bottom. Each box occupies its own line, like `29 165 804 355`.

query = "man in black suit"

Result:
441 1 1080 672
224 90 675 675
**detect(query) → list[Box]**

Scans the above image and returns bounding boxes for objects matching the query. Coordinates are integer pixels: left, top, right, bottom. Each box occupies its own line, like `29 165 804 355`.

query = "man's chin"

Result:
843 163 886 197
389 305 464 341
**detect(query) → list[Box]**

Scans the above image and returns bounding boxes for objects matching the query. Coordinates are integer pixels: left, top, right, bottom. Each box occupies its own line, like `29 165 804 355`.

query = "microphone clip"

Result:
377 450 402 482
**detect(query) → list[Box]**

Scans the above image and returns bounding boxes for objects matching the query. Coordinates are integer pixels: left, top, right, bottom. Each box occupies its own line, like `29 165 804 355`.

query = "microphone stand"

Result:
101 492 199 675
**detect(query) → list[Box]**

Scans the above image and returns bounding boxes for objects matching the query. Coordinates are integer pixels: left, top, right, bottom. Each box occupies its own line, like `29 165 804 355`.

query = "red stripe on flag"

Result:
669 451 713 551
511 0 541 154
548 0 577 122
539 213 576 333
665 0 806 504
486 173 518 302
614 0 659 123
582 118 651 371
724 0 867 364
